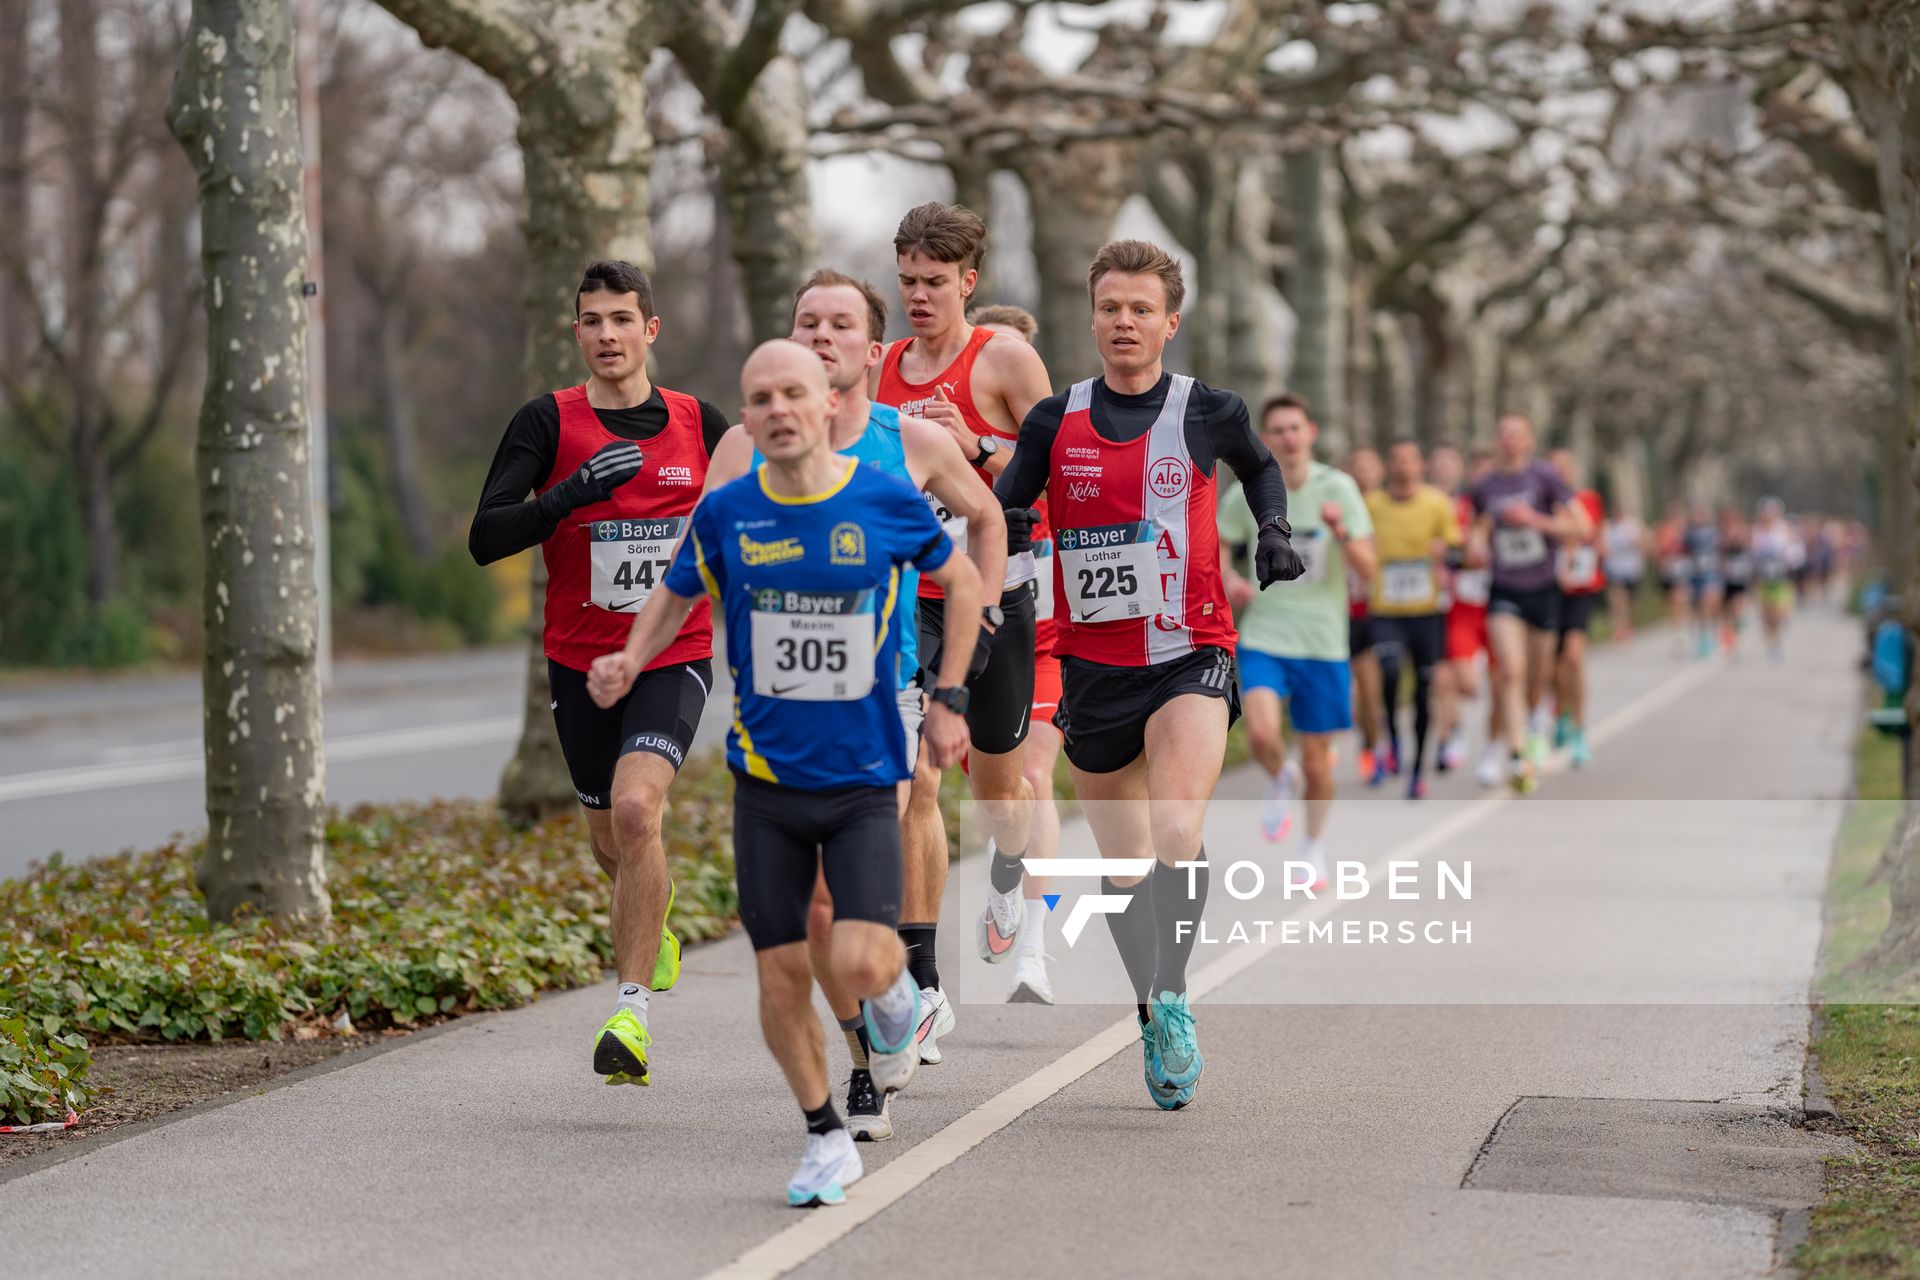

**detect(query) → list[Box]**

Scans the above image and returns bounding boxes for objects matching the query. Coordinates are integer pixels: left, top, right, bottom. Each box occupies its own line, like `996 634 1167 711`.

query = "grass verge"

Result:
1798 718 1920 1279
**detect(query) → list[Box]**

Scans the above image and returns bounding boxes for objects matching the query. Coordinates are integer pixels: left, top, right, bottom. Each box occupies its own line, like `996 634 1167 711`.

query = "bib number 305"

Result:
750 590 877 701
589 517 684 612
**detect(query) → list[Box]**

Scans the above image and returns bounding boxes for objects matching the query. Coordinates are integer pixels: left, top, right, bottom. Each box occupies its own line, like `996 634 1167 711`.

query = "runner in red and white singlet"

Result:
876 203 1050 1066
995 240 1304 1111
469 261 730 1089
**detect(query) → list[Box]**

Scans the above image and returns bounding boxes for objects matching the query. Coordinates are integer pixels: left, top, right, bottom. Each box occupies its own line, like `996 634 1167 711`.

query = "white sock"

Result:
616 982 650 1027
1022 898 1048 952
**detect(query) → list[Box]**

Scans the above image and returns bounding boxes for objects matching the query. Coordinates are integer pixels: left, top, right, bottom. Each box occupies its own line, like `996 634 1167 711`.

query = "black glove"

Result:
1255 517 1305 587
1002 505 1039 555
537 440 644 521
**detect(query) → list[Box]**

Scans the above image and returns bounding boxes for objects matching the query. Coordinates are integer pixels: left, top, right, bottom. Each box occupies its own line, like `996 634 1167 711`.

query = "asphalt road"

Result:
0 647 737 880
0 609 1858 1278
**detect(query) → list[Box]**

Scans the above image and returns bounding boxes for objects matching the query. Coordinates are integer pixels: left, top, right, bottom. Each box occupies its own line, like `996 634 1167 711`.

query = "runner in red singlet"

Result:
995 240 1304 1110
469 261 730 1089
877 204 1051 1064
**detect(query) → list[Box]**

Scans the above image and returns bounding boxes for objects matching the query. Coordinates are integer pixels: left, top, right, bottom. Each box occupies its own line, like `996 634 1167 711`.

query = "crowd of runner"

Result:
467 200 1859 1209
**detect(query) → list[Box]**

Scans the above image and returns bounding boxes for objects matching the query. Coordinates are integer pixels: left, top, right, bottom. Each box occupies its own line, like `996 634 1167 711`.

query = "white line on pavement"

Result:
702 654 1724 1280
0 716 521 804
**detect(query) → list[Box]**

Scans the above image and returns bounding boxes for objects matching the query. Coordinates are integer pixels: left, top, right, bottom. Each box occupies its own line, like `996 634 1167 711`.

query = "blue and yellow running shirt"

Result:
750 404 920 686
665 457 953 790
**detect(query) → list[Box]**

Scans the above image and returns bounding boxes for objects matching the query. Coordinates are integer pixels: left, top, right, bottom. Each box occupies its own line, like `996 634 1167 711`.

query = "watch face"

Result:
977 436 998 456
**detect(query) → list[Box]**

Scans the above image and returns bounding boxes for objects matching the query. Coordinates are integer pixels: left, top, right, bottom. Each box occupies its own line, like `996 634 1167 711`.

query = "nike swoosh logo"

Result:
1080 606 1109 620
770 683 806 696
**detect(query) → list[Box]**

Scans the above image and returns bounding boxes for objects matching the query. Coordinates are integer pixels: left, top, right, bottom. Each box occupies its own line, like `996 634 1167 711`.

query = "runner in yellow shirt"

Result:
1364 439 1462 799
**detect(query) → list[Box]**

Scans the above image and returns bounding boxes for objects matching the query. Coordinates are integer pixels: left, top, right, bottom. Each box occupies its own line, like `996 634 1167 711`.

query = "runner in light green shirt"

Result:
1219 461 1372 661
1218 396 1376 890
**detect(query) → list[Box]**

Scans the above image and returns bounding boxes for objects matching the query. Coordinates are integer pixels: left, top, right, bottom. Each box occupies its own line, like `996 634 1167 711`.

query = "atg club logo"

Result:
1020 857 1156 945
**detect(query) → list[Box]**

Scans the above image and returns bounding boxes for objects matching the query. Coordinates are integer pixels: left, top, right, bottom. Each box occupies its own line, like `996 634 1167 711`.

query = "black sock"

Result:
1410 667 1433 779
1378 649 1403 764
898 923 940 991
804 1099 844 1135
1150 855 1209 997
989 848 1026 894
1101 874 1158 1009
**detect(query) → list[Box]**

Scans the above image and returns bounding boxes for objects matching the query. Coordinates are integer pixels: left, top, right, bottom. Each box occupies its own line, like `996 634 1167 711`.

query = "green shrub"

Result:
0 1005 94 1127
0 752 740 1124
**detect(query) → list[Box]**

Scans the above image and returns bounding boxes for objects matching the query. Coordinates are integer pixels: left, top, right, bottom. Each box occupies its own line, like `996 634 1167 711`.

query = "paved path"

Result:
0 610 1858 1279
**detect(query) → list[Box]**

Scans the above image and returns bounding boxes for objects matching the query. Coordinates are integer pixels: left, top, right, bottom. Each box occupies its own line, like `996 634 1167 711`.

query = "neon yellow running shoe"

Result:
594 1007 652 1087
652 881 682 992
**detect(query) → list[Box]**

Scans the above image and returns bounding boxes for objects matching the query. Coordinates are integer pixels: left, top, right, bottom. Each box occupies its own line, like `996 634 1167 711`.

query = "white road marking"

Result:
0 716 521 803
702 655 1724 1280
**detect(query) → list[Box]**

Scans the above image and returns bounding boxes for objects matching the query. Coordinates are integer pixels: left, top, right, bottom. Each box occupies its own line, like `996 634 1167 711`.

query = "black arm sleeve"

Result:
469 396 562 566
994 393 1067 509
698 400 730 457
1191 386 1287 528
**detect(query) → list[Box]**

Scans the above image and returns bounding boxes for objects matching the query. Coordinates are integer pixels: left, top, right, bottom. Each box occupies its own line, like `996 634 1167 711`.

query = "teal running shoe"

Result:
1570 729 1592 769
1553 712 1573 749
1151 991 1204 1089
1139 1016 1190 1110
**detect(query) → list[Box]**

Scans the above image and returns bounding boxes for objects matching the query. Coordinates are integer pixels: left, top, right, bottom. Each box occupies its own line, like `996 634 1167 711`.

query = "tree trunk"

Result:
1184 154 1233 386
1282 145 1349 444
168 0 330 925
717 55 818 343
1017 142 1127 382
1369 311 1413 450
0 0 29 370
373 301 435 560
1225 158 1278 403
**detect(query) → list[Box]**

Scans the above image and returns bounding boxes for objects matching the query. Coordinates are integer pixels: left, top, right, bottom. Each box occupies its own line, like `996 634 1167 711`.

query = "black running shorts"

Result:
1369 613 1446 673
1053 645 1240 775
918 581 1037 756
547 657 712 809
1488 583 1560 633
1556 591 1598 640
731 772 902 950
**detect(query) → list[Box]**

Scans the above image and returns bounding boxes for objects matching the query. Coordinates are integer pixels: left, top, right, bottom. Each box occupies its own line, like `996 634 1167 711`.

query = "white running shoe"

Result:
1260 759 1301 842
1295 843 1329 893
977 884 1025 964
1440 733 1467 772
915 986 955 1064
1008 948 1054 1004
787 1128 864 1207
1474 746 1503 788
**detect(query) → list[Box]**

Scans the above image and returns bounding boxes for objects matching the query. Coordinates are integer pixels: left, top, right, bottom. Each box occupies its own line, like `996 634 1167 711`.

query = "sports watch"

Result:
981 605 1005 629
971 435 1000 467
929 685 971 716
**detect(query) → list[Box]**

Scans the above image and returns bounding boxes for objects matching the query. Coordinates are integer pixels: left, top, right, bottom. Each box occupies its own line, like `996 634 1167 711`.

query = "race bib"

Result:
1289 529 1330 585
1560 545 1600 589
1722 553 1752 584
1033 538 1055 622
1380 560 1434 608
1451 568 1490 607
1660 555 1692 581
1758 553 1788 582
588 517 684 612
749 588 877 701
1058 521 1159 623
927 493 968 557
1493 525 1548 569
